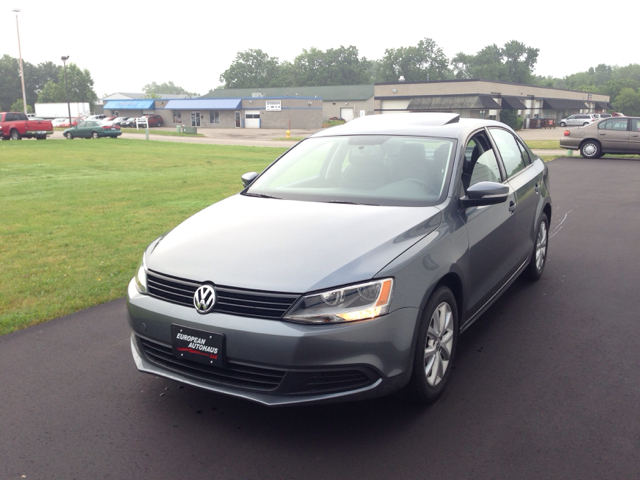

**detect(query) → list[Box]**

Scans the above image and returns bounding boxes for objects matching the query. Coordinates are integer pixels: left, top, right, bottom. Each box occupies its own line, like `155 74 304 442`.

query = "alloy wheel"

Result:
535 220 548 271
424 302 454 386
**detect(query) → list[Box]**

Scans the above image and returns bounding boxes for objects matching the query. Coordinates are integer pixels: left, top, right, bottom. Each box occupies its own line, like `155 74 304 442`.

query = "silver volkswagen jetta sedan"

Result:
127 113 551 406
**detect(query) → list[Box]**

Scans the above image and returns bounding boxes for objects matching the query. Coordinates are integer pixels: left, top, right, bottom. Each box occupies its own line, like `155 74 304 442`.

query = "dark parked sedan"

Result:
63 121 122 139
127 113 551 406
560 116 640 158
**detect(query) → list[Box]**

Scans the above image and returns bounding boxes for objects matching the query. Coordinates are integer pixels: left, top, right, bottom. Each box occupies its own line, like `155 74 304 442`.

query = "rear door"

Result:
597 118 630 152
488 127 542 267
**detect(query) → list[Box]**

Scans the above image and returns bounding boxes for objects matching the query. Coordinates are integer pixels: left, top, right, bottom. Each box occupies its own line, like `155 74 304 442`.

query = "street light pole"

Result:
61 56 72 128
12 8 28 115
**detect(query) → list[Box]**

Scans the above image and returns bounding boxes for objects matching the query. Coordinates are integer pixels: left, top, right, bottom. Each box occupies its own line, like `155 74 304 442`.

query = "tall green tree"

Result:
37 63 98 105
453 41 539 84
613 87 640 116
292 45 373 86
377 38 450 83
219 49 282 88
0 55 23 111
0 56 64 111
142 81 197 96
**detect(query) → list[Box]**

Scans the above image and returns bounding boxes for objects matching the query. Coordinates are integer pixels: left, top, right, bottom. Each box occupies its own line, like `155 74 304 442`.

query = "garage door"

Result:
340 108 355 122
245 110 260 129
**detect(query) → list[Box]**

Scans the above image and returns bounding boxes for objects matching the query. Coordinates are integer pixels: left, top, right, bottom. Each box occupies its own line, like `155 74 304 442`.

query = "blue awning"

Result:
104 100 156 110
164 99 242 110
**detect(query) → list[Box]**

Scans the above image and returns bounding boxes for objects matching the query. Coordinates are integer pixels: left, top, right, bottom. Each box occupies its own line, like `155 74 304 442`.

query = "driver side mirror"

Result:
241 172 258 188
460 181 509 208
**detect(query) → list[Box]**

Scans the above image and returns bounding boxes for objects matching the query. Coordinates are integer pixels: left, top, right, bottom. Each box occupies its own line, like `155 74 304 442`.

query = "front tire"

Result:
65 132 73 139
580 140 601 159
404 286 458 404
157 122 163 127
559 122 566 127
526 213 549 281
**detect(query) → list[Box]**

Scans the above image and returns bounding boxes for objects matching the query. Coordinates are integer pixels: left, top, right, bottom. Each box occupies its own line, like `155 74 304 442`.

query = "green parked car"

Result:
63 121 122 139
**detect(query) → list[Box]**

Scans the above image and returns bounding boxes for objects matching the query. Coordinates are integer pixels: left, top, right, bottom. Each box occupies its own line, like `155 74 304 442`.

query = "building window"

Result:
479 110 487 119
173 111 182 123
210 111 219 124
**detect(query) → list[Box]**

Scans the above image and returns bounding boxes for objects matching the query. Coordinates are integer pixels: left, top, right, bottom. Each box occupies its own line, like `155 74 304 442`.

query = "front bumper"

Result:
127 279 419 406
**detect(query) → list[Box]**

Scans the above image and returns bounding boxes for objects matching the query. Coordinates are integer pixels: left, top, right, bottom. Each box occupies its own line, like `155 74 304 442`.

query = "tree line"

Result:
216 39 640 116
217 39 540 88
0 54 98 112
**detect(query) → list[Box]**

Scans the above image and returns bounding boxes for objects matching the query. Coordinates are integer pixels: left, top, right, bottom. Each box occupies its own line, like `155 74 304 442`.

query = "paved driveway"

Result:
1 157 639 479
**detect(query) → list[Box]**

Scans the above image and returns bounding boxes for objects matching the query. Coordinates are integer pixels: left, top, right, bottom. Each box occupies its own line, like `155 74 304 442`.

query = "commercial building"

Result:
203 85 374 122
103 96 323 129
374 79 612 126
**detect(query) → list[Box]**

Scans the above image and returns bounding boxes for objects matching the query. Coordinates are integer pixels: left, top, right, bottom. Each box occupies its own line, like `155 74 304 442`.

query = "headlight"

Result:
134 253 148 294
284 279 394 324
133 236 163 294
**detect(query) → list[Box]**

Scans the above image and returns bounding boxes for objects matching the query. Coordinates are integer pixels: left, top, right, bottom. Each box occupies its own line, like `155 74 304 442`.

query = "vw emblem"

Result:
193 285 216 314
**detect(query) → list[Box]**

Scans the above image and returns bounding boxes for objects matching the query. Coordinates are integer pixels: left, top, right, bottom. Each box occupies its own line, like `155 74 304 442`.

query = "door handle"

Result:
535 182 540 194
508 201 517 213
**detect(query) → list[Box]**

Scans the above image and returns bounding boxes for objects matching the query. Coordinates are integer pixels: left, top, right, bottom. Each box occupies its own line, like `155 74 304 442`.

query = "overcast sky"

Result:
1 1 636 99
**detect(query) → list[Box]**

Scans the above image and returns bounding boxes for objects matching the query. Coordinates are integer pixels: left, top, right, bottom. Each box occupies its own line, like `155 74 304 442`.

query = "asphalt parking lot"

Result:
1 156 639 479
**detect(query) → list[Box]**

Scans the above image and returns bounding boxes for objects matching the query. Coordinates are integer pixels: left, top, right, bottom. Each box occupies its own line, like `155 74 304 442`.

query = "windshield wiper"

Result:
243 192 282 200
326 200 379 206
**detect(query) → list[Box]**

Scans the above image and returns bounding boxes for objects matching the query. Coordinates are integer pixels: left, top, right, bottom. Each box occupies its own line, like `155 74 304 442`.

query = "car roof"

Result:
310 113 510 140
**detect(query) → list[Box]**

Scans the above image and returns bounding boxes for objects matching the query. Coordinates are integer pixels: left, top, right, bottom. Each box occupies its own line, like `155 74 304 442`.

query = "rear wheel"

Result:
91 131 98 139
404 286 458 404
526 213 549 281
580 140 601 159
583 122 589 126
10 129 21 140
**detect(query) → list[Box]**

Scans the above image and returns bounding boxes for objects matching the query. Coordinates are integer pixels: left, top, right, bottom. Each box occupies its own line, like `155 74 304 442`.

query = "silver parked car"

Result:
127 113 552 406
560 116 640 158
559 114 597 127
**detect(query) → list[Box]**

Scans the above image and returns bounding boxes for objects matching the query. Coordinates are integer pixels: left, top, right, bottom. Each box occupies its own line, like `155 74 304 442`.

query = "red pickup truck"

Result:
0 112 54 140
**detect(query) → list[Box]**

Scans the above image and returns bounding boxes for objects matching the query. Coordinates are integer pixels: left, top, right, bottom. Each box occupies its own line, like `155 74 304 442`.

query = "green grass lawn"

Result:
525 140 561 149
0 139 285 335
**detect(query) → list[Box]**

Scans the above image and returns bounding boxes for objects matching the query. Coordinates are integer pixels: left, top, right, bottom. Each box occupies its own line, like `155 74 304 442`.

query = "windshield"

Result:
246 135 455 206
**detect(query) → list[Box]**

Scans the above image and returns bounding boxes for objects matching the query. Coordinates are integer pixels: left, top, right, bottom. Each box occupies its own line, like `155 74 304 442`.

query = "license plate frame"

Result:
171 324 225 367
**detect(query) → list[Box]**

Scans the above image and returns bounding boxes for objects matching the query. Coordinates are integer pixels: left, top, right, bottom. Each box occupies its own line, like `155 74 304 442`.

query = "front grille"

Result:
139 337 286 391
146 270 300 320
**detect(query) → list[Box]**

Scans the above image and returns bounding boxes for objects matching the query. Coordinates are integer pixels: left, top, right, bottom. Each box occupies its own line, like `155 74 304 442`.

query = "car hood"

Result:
146 194 441 293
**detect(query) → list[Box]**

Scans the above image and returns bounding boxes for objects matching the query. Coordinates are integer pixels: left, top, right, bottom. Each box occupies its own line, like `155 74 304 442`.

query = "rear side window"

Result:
599 119 629 131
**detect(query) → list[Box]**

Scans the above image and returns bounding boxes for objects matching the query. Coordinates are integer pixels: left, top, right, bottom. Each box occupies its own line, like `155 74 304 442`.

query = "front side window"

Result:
489 128 527 178
462 134 502 191
246 135 455 206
